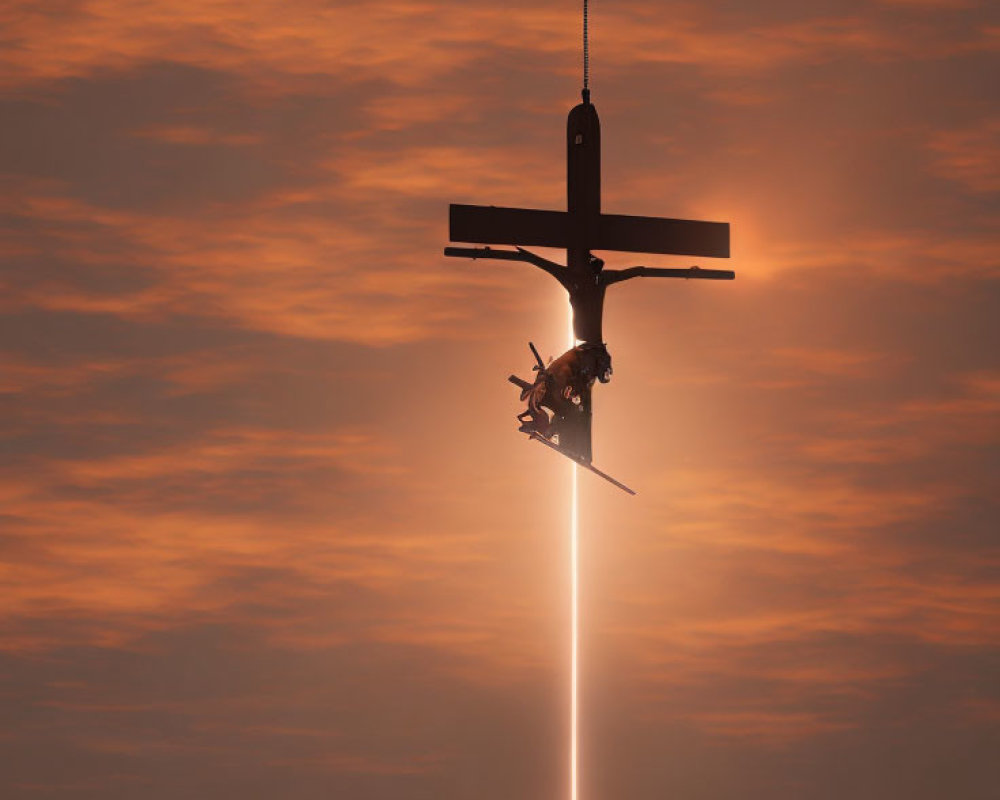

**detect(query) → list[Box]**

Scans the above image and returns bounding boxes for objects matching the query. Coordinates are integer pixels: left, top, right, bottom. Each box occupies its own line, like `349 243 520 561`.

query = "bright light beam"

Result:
569 303 579 800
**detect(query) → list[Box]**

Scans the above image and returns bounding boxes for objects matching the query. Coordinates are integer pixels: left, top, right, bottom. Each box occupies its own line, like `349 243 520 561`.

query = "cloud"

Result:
2 1 993 94
2 177 501 344
0 1 997 795
927 117 1000 193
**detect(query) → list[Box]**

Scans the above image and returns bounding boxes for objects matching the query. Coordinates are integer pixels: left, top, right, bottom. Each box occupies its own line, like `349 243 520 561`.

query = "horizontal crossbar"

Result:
450 205 567 249
449 204 729 258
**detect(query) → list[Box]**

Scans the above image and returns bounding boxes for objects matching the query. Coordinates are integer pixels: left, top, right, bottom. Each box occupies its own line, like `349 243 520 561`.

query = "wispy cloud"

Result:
1 0 997 795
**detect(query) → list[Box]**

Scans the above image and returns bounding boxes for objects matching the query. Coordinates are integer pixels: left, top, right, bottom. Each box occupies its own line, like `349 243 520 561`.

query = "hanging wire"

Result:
582 0 590 101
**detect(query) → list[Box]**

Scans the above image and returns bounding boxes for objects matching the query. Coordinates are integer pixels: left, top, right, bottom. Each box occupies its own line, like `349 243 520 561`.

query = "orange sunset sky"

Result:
1 1 998 798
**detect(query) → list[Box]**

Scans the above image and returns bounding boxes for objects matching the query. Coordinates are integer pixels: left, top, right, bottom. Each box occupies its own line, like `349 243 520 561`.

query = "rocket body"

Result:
567 101 601 222
566 101 601 261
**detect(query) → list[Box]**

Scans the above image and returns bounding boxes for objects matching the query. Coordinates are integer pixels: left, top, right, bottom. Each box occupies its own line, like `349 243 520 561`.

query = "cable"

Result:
582 0 590 101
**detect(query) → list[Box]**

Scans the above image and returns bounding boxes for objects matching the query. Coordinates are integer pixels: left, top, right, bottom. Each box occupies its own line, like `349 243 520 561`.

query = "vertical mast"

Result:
571 10 588 800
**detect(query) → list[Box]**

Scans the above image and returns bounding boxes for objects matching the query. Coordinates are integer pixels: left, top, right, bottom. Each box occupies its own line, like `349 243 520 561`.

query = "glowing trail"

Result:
569 304 579 800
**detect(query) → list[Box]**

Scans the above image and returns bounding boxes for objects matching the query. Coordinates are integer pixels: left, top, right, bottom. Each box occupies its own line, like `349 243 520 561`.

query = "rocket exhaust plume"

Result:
569 301 579 800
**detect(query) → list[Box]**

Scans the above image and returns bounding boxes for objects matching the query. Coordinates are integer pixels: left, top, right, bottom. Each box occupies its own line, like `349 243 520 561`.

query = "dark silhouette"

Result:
446 96 732 343
508 340 611 440
444 245 734 345
444 91 735 490
508 345 635 495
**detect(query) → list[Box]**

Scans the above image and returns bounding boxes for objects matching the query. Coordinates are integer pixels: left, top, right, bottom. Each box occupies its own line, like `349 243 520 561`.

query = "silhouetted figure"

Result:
445 244 732 346
444 91 734 492
513 247 732 345
510 341 612 447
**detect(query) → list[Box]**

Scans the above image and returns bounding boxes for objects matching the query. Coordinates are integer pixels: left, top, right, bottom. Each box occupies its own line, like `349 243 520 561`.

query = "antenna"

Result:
582 0 590 103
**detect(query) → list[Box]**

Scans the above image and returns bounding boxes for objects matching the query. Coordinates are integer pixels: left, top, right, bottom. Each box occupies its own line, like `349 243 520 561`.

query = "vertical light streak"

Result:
568 303 579 800
570 456 579 800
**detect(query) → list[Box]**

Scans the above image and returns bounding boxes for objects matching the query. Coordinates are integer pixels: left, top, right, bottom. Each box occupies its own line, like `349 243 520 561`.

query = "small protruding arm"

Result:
602 265 735 284
444 246 569 285
508 374 533 392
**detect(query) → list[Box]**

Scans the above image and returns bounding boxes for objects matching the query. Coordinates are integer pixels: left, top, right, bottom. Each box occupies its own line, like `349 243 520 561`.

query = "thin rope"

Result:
582 0 590 96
